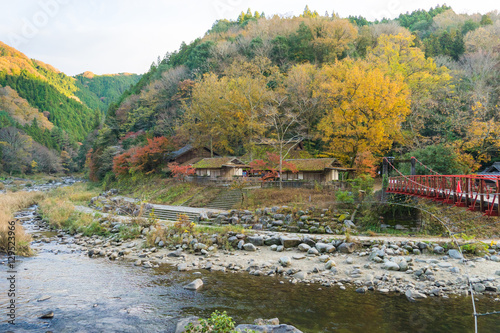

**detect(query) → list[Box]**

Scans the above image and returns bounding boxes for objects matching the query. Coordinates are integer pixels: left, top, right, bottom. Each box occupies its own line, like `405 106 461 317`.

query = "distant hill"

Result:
0 41 141 174
74 71 141 112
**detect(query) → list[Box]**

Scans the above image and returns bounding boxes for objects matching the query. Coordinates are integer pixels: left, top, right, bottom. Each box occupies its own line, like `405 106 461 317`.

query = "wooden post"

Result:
411 157 416 176
480 180 484 212
382 158 388 202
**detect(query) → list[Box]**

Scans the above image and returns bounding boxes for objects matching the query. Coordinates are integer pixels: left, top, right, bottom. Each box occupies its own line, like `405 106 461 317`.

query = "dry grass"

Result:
38 184 105 235
0 191 45 256
242 187 337 210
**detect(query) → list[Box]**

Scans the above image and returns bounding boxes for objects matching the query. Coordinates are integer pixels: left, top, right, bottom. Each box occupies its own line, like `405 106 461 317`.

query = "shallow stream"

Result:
1 211 499 332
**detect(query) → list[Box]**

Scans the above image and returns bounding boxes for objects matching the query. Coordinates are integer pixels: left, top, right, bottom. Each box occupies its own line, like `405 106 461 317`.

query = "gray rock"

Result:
325 260 336 270
243 243 257 251
490 255 500 262
276 245 284 252
383 261 400 271
338 242 355 254
237 240 245 250
413 249 421 255
175 316 200 333
434 246 444 254
315 242 329 253
39 311 54 319
247 236 264 246
280 236 302 248
318 255 329 263
184 279 203 290
448 249 463 260
264 237 281 246
177 263 188 271
292 254 306 260
235 324 303 333
270 244 278 251
398 259 408 271
279 256 291 267
293 271 308 280
473 283 486 293
495 270 500 276
356 287 367 293
167 249 184 257
405 289 427 301
307 248 319 255
298 243 311 252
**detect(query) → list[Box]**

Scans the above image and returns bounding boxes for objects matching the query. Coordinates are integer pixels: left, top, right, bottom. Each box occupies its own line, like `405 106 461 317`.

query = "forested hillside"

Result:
81 6 500 180
0 41 141 175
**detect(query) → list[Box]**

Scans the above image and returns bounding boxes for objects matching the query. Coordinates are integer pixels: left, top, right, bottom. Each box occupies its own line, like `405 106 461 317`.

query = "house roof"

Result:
192 157 247 169
480 162 500 174
170 144 218 160
284 158 348 172
170 144 194 159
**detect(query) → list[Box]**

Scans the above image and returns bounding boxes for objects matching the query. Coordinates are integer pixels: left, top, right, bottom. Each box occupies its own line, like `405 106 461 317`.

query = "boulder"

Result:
433 246 444 254
280 236 301 248
184 279 203 290
383 261 400 271
405 289 427 301
247 236 264 246
298 243 311 252
307 248 319 255
448 249 463 260
338 242 355 254
243 243 257 251
279 256 291 267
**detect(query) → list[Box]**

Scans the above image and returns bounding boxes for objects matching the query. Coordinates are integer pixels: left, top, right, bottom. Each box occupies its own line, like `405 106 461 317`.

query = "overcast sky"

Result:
0 0 497 76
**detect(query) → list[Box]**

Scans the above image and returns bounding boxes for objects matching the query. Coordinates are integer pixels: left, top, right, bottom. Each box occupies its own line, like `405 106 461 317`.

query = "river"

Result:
1 208 499 332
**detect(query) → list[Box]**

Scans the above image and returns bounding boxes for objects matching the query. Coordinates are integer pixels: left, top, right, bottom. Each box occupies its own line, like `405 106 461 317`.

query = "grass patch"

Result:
0 191 45 256
38 184 108 237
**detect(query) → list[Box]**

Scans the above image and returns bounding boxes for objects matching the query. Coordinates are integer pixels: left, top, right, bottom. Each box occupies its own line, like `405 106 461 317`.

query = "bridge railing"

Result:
387 174 500 216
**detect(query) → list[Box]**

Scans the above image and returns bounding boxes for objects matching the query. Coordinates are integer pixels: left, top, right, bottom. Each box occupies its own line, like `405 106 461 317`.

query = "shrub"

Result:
185 311 236 333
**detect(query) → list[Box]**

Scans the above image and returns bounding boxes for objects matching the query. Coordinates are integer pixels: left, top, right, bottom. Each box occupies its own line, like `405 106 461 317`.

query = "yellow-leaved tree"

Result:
181 58 275 155
366 34 451 148
315 59 410 167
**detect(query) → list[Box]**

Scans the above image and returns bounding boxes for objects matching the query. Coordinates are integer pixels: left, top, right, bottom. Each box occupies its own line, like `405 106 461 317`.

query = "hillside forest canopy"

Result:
3 5 500 180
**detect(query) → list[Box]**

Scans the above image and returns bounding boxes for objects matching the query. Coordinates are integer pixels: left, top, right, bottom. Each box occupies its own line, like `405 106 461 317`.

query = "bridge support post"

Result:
382 158 388 202
410 157 416 176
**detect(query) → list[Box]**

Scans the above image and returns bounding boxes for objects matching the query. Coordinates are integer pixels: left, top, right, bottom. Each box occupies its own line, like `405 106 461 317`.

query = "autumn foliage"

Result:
113 136 172 176
168 162 195 181
250 152 298 181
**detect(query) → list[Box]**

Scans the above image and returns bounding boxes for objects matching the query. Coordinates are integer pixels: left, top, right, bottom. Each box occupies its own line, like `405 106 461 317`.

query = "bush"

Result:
185 311 236 333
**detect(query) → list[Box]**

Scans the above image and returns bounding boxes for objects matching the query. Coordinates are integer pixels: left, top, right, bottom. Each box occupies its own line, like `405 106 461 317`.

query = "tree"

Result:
167 162 195 181
249 152 298 182
367 33 451 148
0 127 32 174
315 60 410 167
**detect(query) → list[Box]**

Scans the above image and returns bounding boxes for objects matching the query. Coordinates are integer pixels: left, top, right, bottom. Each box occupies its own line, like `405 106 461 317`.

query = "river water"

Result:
1 211 499 332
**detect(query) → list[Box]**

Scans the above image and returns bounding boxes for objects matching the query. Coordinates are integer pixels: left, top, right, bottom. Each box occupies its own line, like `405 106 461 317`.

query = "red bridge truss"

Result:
384 157 500 216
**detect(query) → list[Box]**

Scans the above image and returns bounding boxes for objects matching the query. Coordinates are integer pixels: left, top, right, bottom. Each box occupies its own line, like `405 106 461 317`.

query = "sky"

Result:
0 0 498 76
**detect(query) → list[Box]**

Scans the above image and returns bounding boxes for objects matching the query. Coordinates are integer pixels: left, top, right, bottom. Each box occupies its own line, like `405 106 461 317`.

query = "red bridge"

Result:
384 157 500 216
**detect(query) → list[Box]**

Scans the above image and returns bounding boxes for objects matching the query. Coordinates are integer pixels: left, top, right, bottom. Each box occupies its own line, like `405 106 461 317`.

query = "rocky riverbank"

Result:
21 208 500 303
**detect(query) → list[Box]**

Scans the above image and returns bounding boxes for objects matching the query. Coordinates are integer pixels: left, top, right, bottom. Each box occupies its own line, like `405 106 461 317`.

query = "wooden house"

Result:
191 157 248 179
169 144 218 165
280 158 353 182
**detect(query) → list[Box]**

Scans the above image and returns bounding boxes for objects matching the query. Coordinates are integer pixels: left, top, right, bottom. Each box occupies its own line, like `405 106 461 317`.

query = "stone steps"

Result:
205 190 242 210
143 207 199 222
